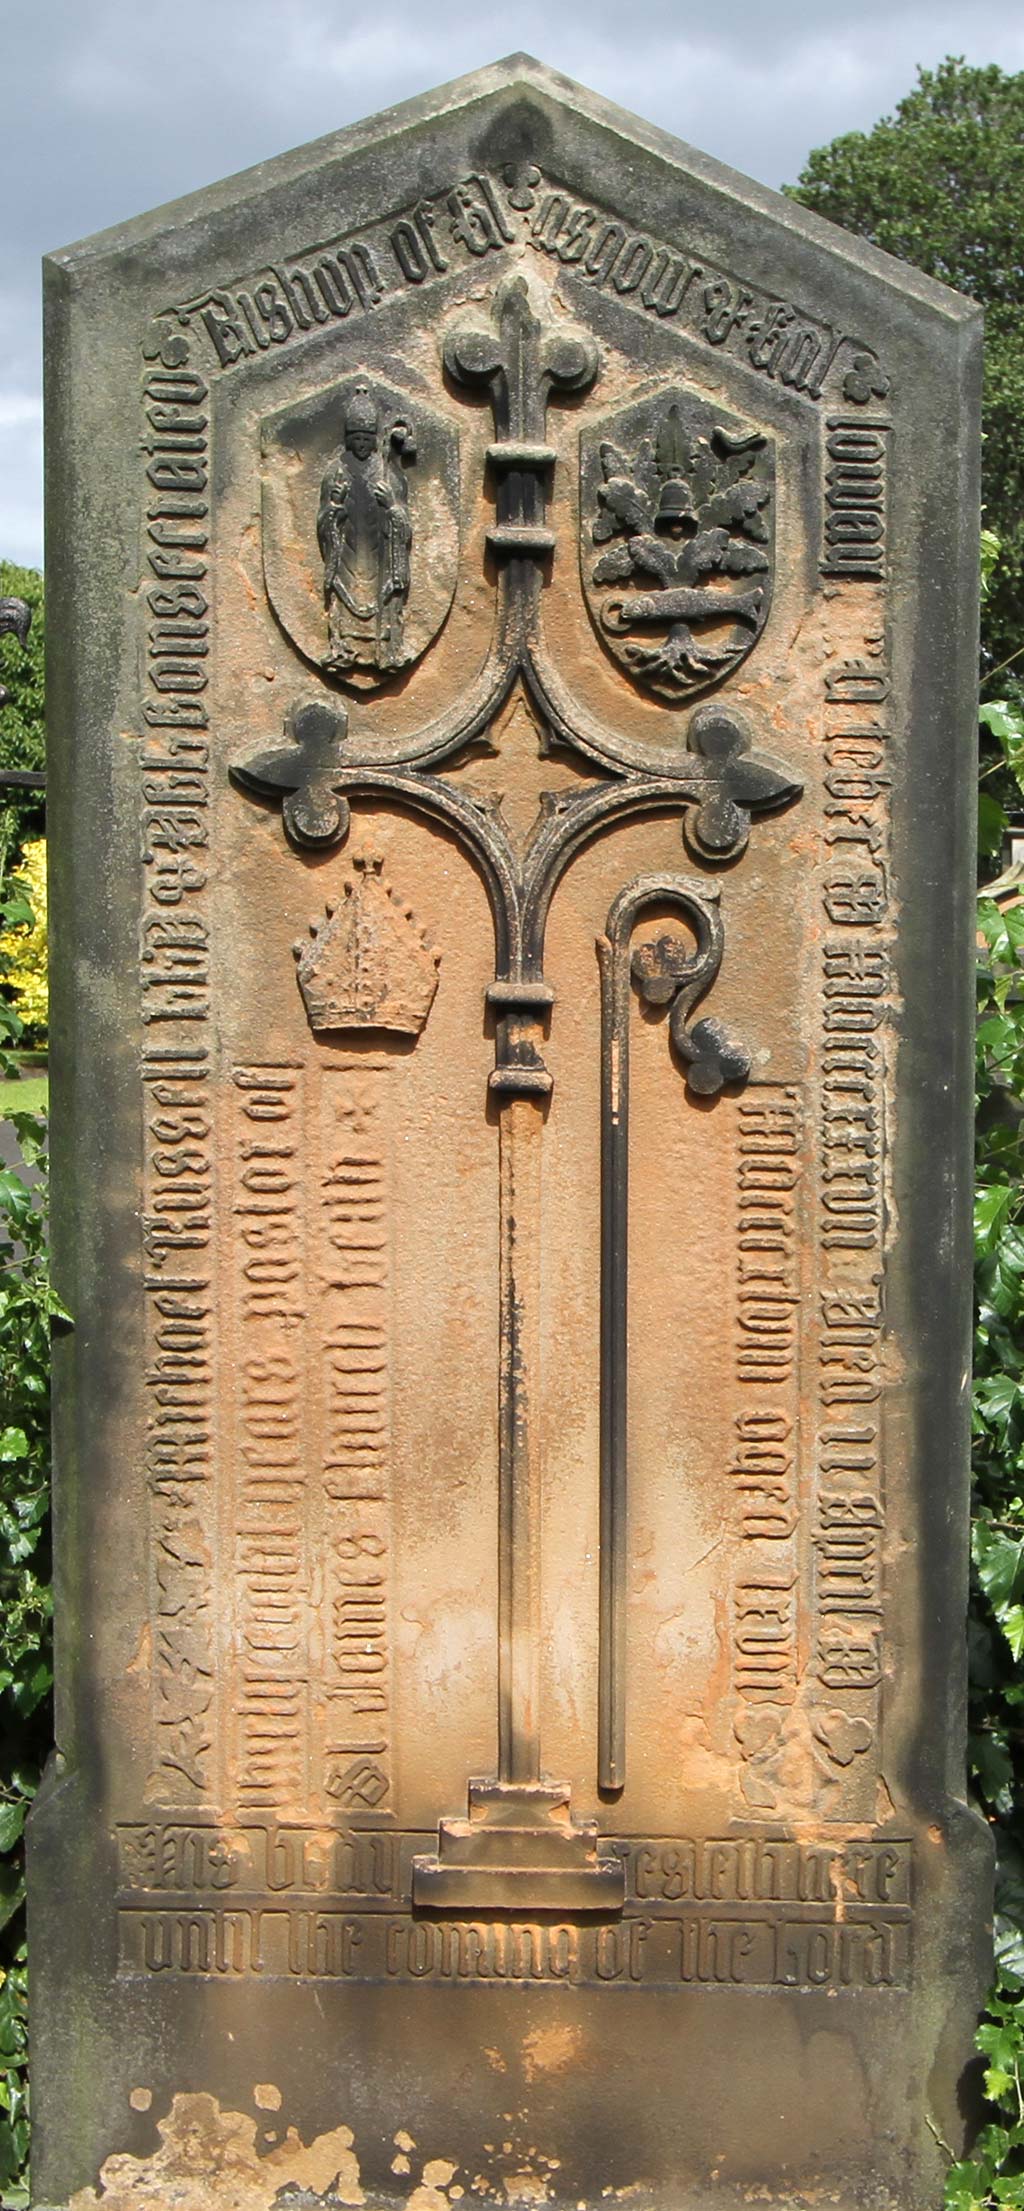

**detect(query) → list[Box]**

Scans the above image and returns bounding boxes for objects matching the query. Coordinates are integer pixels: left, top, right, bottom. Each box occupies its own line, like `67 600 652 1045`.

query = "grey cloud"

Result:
3 0 1024 563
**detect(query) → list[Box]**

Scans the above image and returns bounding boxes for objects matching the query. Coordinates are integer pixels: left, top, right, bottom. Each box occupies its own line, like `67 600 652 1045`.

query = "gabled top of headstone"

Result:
35 51 989 2211
47 51 978 350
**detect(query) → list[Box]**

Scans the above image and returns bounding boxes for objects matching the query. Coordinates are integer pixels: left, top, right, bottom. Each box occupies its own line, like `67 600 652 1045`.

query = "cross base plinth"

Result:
411 1780 625 1913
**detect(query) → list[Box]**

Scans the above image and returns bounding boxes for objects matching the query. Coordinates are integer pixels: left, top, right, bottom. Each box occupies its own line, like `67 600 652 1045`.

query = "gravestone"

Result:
33 55 991 2211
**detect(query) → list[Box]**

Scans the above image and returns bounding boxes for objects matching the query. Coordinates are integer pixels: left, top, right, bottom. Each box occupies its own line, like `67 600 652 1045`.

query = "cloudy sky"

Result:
3 0 1024 570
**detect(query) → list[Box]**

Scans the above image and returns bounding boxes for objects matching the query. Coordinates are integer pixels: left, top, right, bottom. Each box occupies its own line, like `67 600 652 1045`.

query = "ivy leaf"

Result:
980 790 1009 857
10 1660 52 1718
970 1727 1014 1807
981 699 1024 796
996 1920 1024 1986
945 2159 990 2211
978 2021 1024 2072
0 1808 24 1856
0 1867 25 1939
995 1849 1024 1987
990 1229 1024 1320
979 901 1011 965
974 1522 1024 1609
974 1375 1021 1424
977 1184 1016 1255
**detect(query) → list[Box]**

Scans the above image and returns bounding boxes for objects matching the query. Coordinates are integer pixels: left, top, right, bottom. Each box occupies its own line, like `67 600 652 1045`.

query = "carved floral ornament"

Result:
232 268 804 1908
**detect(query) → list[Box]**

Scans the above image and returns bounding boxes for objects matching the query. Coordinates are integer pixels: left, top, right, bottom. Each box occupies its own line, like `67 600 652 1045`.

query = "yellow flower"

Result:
1 838 48 1041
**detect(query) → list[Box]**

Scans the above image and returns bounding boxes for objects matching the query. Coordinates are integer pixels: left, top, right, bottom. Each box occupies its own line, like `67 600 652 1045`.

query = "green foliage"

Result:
945 1984 1024 2207
0 842 48 1046
788 58 1024 688
948 681 1024 2207
0 564 44 875
0 864 58 2191
978 684 1024 865
972 886 1024 1824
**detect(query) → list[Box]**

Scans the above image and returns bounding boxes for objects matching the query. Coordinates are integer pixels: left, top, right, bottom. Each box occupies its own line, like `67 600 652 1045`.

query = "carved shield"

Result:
580 386 775 704
261 371 459 692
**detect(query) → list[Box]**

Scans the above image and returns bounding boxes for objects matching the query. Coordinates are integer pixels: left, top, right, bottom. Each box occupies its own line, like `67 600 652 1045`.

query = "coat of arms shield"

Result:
580 386 775 703
261 371 460 692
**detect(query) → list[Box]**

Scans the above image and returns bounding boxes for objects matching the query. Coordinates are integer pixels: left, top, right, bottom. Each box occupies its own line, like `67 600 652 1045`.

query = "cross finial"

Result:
446 272 598 560
230 699 351 848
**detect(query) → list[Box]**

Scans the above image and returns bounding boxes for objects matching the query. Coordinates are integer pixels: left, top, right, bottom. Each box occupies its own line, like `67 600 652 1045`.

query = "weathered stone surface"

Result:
33 55 990 2211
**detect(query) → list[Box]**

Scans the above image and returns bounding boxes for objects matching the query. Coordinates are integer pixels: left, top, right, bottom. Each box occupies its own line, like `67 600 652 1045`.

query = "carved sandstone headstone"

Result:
34 56 990 2211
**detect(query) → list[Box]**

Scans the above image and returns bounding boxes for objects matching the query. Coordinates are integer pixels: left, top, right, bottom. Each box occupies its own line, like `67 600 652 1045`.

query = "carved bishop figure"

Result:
317 379 415 675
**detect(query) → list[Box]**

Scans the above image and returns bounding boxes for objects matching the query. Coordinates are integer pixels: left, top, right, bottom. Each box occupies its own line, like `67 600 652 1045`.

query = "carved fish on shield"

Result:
261 371 460 693
580 388 774 703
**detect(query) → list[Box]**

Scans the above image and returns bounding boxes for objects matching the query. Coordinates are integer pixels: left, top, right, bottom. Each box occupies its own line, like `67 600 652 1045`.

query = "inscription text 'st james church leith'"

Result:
36 55 990 2211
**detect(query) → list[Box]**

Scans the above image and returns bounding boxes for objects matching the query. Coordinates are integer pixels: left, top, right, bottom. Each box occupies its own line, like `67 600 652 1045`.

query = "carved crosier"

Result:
597 877 750 1792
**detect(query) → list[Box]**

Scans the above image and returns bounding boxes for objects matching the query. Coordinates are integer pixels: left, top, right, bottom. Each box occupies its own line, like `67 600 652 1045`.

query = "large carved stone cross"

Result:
232 270 801 1909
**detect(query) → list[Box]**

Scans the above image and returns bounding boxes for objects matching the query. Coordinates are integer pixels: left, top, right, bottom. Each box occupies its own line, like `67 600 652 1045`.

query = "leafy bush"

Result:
951 677 1024 2210
0 869 57 2191
0 841 47 1046
945 1982 1024 2209
0 564 44 877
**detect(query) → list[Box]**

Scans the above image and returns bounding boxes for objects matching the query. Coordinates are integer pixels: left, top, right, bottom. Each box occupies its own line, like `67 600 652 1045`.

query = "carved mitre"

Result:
341 379 380 439
293 855 441 1036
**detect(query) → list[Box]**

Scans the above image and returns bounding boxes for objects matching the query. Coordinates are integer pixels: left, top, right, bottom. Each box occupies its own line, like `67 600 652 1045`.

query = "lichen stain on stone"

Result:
125 1621 151 1678
502 2174 551 2207
467 2145 563 2206
69 2092 364 2211
520 2024 582 2082
405 2151 462 2211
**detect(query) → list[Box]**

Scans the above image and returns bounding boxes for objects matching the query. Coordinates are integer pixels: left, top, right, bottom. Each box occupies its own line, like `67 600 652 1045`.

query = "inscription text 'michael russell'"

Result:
139 357 218 1808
